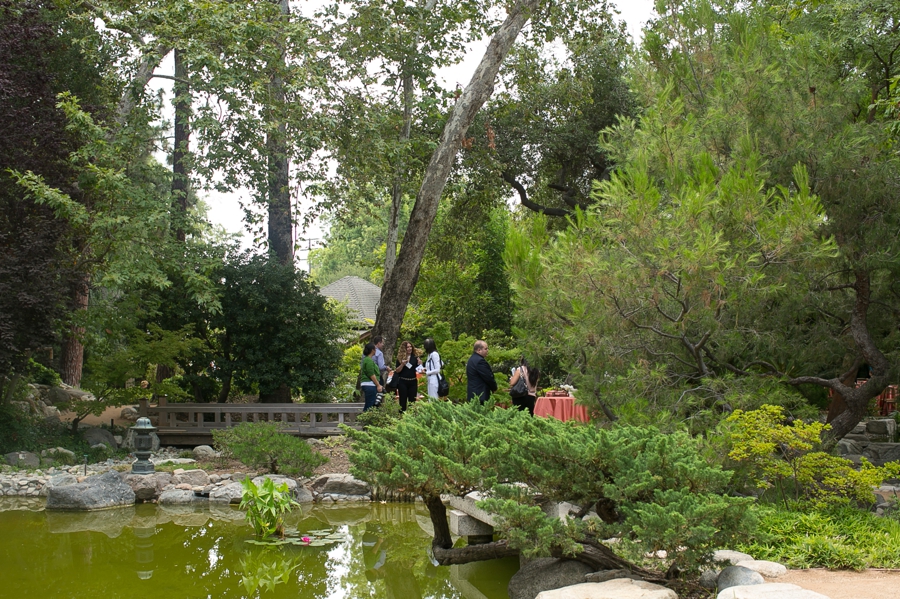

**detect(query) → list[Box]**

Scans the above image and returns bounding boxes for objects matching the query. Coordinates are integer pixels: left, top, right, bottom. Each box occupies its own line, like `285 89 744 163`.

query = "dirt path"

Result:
779 569 900 599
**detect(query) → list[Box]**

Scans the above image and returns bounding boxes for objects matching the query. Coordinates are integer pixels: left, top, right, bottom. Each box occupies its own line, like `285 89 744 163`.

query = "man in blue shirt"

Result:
466 340 497 404
372 335 388 383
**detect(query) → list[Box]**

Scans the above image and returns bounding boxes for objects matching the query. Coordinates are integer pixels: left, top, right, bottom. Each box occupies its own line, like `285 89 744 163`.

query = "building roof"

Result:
319 276 381 324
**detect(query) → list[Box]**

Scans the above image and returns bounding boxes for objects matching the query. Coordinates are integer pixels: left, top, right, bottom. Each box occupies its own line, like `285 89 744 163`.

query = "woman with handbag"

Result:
392 340 420 412
423 338 443 399
509 359 539 416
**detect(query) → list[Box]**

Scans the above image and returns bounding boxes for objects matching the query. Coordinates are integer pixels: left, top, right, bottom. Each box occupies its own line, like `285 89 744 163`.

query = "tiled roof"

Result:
319 276 381 324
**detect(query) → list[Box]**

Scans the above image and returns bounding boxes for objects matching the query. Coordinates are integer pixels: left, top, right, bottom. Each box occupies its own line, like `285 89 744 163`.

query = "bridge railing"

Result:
140 398 364 439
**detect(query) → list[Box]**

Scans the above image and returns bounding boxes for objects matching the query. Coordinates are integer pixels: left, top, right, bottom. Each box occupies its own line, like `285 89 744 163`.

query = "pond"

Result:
0 499 517 599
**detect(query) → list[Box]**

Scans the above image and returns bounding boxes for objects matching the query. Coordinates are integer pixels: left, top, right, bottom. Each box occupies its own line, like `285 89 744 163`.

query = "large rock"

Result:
252 475 299 494
717 583 831 599
866 419 897 437
713 550 755 565
536 579 677 599
82 427 117 449
158 489 206 506
192 445 217 460
836 438 864 456
863 443 900 465
172 469 210 487
4 451 40 469
123 472 173 502
309 473 369 496
122 427 160 451
46 474 78 489
209 481 244 504
735 560 787 578
47 386 95 406
46 471 135 510
120 406 140 421
41 447 76 461
717 566 765 591
509 558 594 599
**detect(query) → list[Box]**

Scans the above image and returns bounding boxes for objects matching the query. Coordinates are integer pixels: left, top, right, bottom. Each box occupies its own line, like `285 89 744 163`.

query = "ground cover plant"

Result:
738 504 900 570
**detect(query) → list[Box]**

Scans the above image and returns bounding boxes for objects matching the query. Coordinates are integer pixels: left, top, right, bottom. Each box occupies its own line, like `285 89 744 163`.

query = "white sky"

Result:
156 0 657 268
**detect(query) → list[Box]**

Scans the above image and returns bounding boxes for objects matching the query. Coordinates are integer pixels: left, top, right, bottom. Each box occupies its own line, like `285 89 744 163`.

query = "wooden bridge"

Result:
140 398 364 446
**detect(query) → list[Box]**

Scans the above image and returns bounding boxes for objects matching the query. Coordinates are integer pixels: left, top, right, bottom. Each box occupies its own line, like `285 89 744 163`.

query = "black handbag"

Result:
437 373 450 397
510 367 528 398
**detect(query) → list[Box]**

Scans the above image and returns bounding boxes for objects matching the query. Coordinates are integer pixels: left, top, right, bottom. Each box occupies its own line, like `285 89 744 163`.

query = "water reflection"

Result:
0 500 517 599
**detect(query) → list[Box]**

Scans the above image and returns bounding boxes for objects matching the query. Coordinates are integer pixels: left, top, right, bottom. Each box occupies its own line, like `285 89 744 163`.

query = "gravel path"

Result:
778 569 900 599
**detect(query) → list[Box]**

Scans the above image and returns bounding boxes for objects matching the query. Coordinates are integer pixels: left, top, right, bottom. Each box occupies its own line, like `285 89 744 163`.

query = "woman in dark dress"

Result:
392 340 420 412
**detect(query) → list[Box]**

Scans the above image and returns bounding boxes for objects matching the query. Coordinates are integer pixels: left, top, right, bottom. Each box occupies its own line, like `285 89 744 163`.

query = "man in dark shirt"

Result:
466 340 497 403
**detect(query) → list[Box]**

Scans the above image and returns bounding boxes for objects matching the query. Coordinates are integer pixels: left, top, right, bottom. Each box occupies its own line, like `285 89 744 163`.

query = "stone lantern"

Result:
130 417 157 474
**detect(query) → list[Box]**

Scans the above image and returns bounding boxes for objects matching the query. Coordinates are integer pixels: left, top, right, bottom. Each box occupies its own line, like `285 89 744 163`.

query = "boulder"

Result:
735 560 787 578
252 475 299 494
717 566 765 591
836 438 864 456
535 580 677 599
713 550 755 565
46 474 78 489
43 405 60 419
209 481 244 504
296 486 314 503
82 427 117 449
866 419 897 437
509 558 594 599
4 451 40 469
192 445 218 460
47 386 95 406
123 472 173 502
699 569 720 589
41 447 76 461
585 570 643 583
158 489 206 506
309 473 370 497
46 470 135 510
863 443 900 465
120 406 140 421
172 469 210 487
122 427 161 451
717 583 831 599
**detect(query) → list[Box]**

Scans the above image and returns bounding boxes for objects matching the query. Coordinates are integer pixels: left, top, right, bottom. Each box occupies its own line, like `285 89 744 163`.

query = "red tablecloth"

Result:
534 395 588 422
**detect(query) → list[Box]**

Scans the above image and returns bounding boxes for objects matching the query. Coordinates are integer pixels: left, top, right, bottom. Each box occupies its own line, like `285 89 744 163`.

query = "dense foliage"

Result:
347 400 754 574
212 422 327 476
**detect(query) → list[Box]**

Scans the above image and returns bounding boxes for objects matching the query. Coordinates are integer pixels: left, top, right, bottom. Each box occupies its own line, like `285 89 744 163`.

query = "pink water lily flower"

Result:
301 536 311 544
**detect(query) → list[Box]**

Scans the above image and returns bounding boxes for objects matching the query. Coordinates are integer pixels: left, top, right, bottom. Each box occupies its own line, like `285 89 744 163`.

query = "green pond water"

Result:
0 499 517 599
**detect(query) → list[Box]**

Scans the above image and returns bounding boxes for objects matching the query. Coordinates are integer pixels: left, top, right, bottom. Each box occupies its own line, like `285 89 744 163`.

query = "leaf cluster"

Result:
239 476 300 538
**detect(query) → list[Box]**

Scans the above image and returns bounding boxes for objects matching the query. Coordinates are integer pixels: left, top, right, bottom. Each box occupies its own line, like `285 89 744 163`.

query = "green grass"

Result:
738 504 900 570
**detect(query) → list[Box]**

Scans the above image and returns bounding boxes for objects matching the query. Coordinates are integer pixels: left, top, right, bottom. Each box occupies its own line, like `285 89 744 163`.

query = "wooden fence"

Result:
140 399 364 445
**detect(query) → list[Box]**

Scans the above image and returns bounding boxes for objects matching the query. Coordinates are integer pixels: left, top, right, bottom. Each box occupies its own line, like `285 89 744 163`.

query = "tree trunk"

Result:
424 492 454 550
384 72 414 281
266 0 293 266
790 271 892 448
60 272 90 387
172 47 191 242
372 0 541 360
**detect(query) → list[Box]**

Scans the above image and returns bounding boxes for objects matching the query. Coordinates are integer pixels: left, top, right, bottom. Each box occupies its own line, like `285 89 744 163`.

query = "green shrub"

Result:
724 405 900 506
27 359 60 386
212 422 327 476
354 396 402 429
739 504 900 570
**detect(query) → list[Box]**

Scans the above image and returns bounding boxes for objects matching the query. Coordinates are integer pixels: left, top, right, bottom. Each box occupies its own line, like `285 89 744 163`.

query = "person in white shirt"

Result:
423 338 442 399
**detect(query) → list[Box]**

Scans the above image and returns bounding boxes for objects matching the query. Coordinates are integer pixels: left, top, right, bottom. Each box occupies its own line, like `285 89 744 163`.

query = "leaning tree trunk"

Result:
372 0 541 360
266 0 293 267
790 271 892 448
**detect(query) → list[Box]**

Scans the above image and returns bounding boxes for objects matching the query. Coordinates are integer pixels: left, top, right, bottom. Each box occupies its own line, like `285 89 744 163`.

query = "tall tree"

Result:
371 0 543 361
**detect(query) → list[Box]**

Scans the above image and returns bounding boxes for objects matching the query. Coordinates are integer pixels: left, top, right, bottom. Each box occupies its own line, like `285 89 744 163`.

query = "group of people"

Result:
359 337 539 415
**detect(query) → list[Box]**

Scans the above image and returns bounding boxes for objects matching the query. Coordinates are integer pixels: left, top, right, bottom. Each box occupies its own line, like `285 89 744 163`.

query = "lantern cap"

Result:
134 417 156 431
